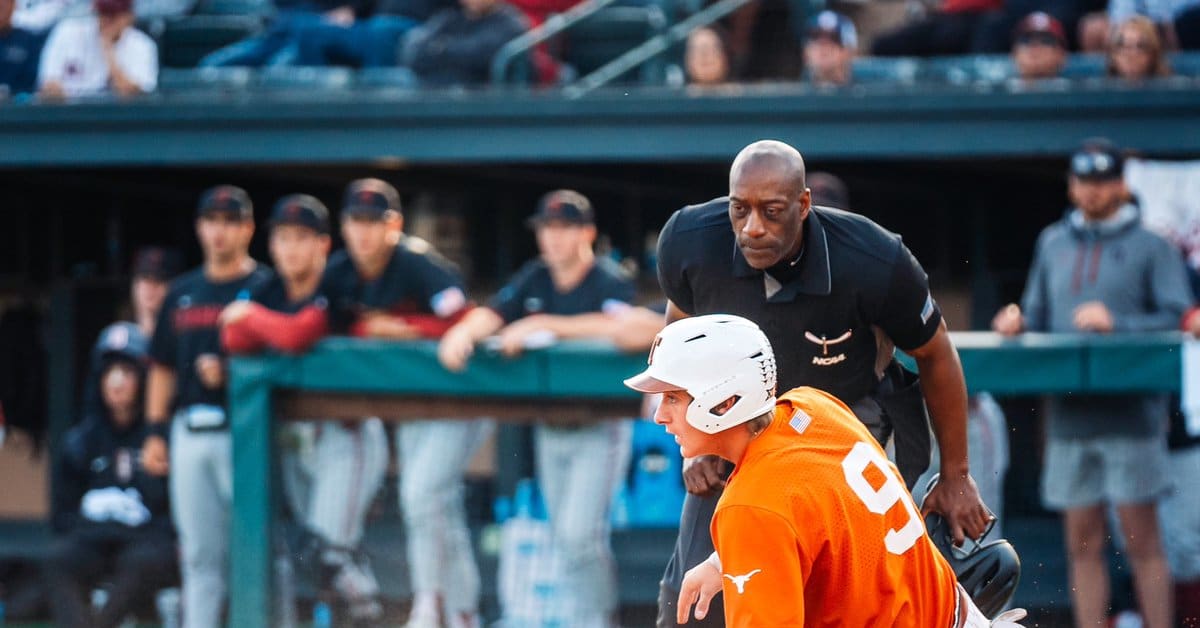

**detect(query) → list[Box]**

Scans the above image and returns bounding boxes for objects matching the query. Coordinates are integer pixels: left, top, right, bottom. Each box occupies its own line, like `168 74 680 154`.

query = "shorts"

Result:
1041 433 1172 511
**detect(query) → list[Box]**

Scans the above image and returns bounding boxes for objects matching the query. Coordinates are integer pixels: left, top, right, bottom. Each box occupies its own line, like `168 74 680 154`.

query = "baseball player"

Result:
439 190 635 628
626 314 1027 627
220 194 389 623
321 178 485 628
140 185 270 628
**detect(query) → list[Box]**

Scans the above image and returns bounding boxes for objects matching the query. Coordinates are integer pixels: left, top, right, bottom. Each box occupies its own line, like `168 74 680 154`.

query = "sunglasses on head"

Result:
1071 151 1119 177
1017 31 1063 47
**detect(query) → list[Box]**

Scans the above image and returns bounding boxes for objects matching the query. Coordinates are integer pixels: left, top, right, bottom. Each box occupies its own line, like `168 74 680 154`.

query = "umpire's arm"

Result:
907 321 992 543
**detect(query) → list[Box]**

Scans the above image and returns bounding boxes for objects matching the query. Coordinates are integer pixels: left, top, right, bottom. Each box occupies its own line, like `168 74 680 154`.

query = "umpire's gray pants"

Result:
535 419 632 619
170 418 232 628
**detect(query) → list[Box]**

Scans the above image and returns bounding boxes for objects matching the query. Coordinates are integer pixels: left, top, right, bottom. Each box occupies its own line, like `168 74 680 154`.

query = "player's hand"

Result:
219 300 255 326
682 455 727 496
920 471 993 546
991 304 1024 336
1073 301 1114 333
495 318 545 357
361 312 421 339
141 433 169 476
677 557 723 624
438 328 475 372
195 353 225 389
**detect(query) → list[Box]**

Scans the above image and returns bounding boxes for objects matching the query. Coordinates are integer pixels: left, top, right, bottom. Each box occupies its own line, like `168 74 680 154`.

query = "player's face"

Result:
196 213 254 263
270 225 329 283
1069 177 1127 220
131 277 168 325
654 389 715 458
535 221 595 269
342 216 393 267
101 362 140 427
729 163 809 270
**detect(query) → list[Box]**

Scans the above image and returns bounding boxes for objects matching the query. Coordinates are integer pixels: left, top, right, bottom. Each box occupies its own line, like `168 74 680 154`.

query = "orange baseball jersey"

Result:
712 387 958 627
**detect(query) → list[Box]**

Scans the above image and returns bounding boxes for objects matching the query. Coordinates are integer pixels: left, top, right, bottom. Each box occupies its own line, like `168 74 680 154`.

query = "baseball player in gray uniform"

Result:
141 186 270 628
220 194 390 623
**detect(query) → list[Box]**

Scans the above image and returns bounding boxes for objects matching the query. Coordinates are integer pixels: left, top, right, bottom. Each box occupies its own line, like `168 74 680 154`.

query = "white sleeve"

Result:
118 30 158 92
37 22 69 87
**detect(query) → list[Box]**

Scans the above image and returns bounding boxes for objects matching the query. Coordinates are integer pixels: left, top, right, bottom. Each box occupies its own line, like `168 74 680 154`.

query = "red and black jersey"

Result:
321 235 470 337
149 265 271 411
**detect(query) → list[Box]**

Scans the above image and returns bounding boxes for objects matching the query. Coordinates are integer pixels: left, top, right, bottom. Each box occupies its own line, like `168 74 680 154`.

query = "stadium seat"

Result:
559 6 667 84
159 15 264 68
257 66 354 90
1169 51 1200 77
850 56 919 84
355 67 419 89
1061 53 1106 78
192 0 274 15
157 66 255 92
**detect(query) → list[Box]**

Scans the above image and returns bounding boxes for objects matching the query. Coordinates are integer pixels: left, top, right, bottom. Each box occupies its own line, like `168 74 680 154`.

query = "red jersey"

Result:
712 387 959 627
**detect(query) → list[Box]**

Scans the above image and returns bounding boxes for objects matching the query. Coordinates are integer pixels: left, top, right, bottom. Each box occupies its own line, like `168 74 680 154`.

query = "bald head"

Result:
730 140 807 198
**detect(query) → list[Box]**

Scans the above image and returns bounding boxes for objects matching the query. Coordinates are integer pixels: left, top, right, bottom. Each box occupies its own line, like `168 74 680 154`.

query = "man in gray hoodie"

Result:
992 139 1192 628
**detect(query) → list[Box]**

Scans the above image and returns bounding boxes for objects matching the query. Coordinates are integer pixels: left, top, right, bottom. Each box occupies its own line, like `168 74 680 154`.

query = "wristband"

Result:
146 420 171 441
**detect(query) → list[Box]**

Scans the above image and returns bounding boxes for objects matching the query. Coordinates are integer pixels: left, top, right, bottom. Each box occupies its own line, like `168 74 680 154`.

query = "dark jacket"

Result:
52 413 172 536
403 1 527 85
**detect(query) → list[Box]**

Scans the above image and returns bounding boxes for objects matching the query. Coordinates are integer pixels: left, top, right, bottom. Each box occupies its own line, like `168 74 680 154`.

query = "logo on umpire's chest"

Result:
805 330 852 366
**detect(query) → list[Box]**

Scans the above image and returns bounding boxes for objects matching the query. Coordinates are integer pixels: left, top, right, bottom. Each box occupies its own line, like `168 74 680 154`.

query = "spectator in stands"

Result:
1011 12 1067 81
399 0 527 86
42 327 178 628
1106 15 1172 80
803 10 856 86
439 190 634 628
0 0 42 99
807 171 850 208
684 25 733 87
1080 0 1200 51
293 0 424 68
992 138 1190 628
871 0 1001 56
200 0 369 67
37 0 156 99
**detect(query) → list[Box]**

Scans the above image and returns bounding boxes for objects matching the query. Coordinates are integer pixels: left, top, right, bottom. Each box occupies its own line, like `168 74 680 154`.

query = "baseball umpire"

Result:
652 140 992 626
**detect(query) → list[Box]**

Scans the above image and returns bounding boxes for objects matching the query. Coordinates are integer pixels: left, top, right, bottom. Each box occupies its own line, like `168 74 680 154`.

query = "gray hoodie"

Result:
1021 203 1193 438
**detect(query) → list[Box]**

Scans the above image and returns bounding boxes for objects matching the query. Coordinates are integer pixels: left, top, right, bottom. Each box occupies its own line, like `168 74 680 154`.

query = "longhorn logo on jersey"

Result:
724 569 762 594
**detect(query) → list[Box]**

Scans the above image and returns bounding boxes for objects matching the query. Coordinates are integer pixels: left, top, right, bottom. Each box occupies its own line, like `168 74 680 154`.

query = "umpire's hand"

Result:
677 555 723 624
920 472 993 545
682 455 727 496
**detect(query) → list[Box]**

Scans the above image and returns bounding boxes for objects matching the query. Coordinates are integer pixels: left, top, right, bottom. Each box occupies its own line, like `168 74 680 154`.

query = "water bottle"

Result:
312 600 333 628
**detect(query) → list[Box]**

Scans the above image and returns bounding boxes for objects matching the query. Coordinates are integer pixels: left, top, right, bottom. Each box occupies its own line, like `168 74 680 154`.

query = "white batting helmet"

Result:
624 314 777 434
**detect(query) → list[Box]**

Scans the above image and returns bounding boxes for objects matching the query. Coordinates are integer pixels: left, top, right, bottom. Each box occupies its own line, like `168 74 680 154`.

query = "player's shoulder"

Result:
394 235 460 272
166 267 206 297
508 257 551 283
814 206 904 265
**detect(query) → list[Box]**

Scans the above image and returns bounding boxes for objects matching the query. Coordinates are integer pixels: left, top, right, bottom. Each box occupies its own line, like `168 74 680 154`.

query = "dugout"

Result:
1 82 1198 621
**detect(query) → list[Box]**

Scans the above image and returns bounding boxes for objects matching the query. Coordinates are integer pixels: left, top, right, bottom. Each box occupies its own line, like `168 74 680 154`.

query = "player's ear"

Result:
319 234 332 255
798 188 812 220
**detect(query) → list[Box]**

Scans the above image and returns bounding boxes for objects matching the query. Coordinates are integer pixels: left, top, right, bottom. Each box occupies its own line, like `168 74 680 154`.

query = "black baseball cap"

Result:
342 178 401 220
1069 138 1124 182
197 185 254 220
131 246 182 281
271 194 330 234
527 189 595 228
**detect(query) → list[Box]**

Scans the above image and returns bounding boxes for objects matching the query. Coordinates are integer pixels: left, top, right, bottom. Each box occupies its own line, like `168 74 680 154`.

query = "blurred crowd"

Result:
1 0 1199 100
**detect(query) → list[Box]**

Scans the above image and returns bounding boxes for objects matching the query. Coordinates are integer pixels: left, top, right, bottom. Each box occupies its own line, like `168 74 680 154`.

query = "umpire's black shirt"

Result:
657 198 942 405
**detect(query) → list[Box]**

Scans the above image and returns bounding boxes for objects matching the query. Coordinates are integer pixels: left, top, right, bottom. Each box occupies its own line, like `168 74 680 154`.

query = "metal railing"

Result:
489 0 624 86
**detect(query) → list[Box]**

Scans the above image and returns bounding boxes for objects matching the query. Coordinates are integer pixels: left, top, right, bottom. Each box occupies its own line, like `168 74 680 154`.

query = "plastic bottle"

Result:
312 600 333 628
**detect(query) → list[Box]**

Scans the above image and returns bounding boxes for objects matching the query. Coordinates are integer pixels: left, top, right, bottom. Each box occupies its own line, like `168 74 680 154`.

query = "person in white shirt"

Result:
37 0 156 99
